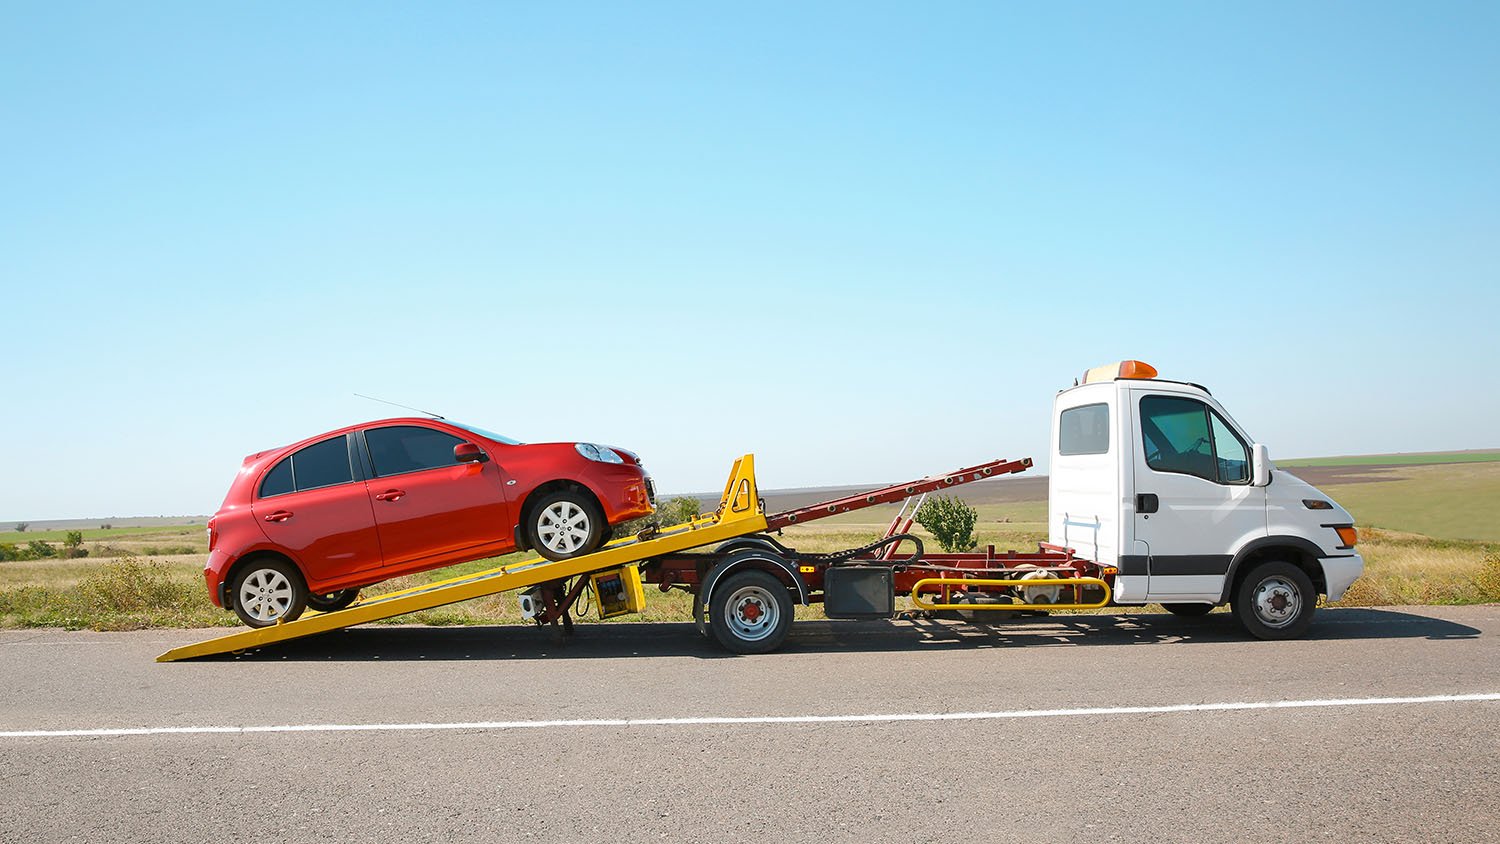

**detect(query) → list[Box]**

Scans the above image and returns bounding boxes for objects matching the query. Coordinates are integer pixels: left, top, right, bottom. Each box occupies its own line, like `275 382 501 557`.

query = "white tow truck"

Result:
160 360 1363 661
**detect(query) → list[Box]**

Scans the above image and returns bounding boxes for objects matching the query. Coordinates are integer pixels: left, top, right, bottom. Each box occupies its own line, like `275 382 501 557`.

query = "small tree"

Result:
63 530 88 559
14 523 27 533
26 540 56 559
914 495 979 553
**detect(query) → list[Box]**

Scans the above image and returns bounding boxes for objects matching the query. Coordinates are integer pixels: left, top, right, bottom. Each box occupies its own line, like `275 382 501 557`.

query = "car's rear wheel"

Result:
230 558 307 628
307 589 360 613
528 491 605 561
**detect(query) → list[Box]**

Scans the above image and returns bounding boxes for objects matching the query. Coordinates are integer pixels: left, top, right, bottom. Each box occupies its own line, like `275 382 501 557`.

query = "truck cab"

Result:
1049 360 1364 638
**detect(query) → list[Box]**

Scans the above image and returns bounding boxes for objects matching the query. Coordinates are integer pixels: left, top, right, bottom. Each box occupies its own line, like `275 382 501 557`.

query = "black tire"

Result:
307 589 360 613
229 558 308 628
1162 602 1215 617
1232 561 1317 640
708 569 794 655
526 490 605 561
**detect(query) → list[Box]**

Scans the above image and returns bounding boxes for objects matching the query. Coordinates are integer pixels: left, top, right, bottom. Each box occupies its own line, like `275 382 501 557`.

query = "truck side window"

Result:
1139 396 1250 485
1058 403 1109 455
1210 412 1249 483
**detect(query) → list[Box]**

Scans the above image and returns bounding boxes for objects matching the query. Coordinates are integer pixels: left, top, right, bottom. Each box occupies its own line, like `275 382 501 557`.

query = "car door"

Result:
359 423 514 567
251 434 384 584
1129 390 1266 600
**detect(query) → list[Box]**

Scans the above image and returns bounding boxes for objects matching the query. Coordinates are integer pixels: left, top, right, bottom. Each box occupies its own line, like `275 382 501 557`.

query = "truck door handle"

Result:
374 489 406 502
263 510 293 523
1136 493 1159 514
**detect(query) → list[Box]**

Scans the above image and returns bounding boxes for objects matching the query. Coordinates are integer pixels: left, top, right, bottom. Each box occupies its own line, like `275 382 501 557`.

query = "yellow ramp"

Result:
158 454 766 662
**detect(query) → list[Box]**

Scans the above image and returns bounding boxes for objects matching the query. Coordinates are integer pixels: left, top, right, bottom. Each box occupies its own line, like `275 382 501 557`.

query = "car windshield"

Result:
447 420 524 445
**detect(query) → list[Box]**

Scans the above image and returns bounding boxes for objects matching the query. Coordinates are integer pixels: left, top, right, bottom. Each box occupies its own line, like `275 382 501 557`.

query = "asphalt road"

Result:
3 606 1497 843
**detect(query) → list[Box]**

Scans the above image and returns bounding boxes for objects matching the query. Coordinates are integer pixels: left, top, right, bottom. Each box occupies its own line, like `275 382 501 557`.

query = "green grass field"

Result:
1 456 1495 631
1277 450 1500 467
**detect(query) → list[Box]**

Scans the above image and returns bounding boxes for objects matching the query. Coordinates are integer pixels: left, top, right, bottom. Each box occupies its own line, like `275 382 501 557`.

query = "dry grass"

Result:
0 514 1492 632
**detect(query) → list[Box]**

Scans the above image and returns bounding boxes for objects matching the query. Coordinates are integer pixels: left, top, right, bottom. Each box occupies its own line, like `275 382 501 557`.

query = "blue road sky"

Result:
2 2 1497 520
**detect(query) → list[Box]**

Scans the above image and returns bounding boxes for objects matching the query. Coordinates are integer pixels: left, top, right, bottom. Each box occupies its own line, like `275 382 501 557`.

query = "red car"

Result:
205 418 654 627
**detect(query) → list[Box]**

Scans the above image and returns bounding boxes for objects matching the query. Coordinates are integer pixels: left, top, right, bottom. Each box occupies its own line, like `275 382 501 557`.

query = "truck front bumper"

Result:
1322 552 1365 601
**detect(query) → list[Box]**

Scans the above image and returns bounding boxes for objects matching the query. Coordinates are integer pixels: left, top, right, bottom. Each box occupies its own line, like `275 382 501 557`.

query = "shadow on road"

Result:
200 607 1482 662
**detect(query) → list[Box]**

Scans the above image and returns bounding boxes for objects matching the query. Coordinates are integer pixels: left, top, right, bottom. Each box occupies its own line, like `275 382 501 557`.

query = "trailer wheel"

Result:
708 570 793 655
1162 602 1214 617
1232 561 1316 640
307 589 360 613
528 491 605 561
230 558 307 628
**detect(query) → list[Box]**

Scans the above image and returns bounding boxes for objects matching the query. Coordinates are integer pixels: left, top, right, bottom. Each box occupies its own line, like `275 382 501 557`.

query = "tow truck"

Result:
158 361 1364 661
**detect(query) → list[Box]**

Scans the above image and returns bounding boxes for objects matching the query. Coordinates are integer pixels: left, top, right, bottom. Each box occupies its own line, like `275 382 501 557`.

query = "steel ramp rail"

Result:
156 455 768 662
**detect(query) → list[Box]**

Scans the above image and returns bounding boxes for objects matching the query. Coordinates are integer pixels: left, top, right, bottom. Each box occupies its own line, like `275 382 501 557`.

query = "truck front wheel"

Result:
1232 561 1316 640
708 570 794 655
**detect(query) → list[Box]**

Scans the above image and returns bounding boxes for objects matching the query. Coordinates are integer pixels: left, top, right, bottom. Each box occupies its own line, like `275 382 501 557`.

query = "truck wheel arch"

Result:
700 548 810 609
1219 536 1329 603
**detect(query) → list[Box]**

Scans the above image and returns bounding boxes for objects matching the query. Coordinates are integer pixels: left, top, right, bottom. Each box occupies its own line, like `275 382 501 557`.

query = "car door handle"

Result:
263 510 293 523
374 489 406 502
1136 493 1159 514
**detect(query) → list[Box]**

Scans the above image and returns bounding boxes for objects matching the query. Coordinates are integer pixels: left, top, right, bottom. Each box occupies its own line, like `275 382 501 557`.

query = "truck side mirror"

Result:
1252 443 1271 487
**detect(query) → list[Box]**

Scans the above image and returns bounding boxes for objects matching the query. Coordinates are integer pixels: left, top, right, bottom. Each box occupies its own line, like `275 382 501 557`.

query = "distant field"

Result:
1305 462 1500 543
1277 449 1500 467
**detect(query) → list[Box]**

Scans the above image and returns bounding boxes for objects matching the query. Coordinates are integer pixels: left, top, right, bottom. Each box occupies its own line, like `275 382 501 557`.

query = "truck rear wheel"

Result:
1162 602 1214 617
307 589 359 613
708 570 793 655
1232 561 1316 640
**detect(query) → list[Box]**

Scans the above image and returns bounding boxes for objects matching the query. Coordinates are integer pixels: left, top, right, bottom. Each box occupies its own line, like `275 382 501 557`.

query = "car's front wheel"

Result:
230 558 308 628
527 491 605 561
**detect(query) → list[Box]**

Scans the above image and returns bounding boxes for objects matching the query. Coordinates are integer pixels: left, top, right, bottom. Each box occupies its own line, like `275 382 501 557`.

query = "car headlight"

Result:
575 443 624 464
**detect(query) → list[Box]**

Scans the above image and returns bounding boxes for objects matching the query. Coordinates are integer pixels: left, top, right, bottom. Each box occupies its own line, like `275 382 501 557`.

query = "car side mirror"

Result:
454 442 489 464
1251 443 1271 487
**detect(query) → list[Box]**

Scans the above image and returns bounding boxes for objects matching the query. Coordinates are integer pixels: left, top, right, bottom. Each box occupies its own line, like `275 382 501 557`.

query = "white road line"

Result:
3 693 1497 739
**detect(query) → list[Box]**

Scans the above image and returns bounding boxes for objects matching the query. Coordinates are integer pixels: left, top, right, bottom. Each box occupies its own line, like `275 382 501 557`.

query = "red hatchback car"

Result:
205 418 654 627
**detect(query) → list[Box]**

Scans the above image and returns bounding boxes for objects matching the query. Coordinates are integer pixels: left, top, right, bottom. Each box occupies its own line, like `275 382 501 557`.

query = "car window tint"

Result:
1058 403 1109 455
365 426 464 477
292 436 354 491
1139 395 1216 483
1210 411 1250 484
259 457 294 498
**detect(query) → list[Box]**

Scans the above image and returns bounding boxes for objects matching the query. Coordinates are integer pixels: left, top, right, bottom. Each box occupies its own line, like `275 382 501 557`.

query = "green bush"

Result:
915 495 979 553
616 496 703 537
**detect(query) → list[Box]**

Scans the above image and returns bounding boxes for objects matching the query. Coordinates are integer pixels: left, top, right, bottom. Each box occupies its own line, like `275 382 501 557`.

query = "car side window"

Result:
259 458 294 498
259 435 354 497
1139 395 1250 485
365 426 465 478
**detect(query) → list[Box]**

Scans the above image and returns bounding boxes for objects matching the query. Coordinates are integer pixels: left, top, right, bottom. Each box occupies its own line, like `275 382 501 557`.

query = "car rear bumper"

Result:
204 548 234 608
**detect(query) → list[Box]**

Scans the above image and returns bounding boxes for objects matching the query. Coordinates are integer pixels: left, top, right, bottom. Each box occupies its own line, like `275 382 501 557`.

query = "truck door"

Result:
1128 390 1266 601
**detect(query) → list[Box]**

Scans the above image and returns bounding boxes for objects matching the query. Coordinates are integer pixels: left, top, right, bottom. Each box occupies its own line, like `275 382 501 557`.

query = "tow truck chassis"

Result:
159 453 1115 661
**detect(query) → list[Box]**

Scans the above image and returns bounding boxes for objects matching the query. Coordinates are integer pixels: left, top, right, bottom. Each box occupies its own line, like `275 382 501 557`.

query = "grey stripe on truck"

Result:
1118 555 1232 577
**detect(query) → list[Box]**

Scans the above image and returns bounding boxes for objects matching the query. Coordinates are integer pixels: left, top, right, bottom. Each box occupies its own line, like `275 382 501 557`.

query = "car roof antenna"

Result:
353 393 445 420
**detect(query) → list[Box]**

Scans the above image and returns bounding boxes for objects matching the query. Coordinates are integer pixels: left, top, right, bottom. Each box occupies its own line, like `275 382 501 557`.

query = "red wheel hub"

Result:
739 599 763 623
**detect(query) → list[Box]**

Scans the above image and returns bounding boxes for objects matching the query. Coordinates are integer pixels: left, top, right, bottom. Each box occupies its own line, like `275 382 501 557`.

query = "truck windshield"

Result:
448 421 523 446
